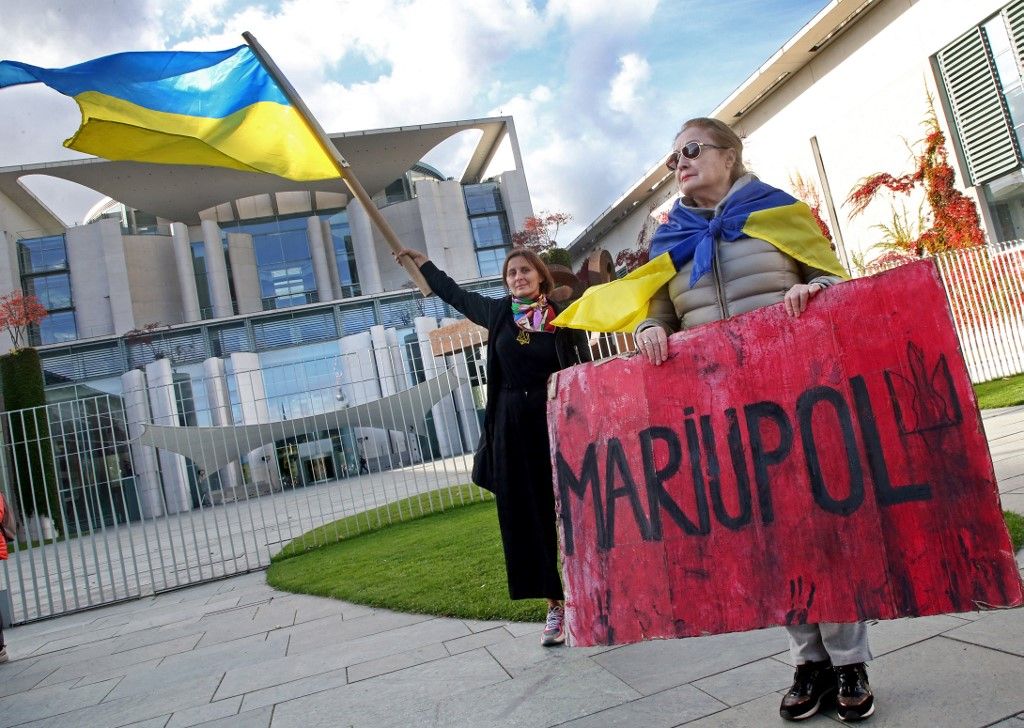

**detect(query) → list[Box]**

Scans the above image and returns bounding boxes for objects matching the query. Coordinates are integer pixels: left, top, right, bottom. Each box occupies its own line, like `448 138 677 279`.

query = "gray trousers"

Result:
786 623 872 666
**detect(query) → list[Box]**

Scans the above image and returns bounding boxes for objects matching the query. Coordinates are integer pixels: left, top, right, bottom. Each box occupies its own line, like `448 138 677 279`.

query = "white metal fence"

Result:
869 241 1024 383
2 242 1020 625
0 330 520 624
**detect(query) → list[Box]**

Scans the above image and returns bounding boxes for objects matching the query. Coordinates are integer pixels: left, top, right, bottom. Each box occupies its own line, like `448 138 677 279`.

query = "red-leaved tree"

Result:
846 97 984 260
511 211 572 252
846 97 1007 328
0 291 48 351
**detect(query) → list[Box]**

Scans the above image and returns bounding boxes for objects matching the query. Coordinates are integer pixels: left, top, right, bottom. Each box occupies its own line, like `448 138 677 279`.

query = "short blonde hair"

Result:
677 117 747 182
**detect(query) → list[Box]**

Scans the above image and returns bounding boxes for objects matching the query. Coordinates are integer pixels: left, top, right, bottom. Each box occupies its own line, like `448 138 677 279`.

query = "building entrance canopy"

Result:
140 367 463 476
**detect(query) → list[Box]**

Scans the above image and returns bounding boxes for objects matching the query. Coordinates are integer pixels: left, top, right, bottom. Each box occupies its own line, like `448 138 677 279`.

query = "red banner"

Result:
548 261 1023 647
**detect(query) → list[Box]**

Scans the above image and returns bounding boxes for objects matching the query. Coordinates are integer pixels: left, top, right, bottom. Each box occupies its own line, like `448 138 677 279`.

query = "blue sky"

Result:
0 0 826 241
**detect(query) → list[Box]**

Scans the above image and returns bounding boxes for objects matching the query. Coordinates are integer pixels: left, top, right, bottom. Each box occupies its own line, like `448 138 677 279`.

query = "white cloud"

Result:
608 53 651 114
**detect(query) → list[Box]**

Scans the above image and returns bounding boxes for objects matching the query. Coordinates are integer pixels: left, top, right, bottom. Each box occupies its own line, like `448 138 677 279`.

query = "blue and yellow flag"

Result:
552 179 848 332
0 46 338 181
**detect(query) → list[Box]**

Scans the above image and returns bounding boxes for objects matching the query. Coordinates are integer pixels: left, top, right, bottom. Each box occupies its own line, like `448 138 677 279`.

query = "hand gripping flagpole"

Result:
243 32 431 296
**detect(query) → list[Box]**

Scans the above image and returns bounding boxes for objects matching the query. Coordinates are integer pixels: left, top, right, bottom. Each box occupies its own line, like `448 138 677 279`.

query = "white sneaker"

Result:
0 646 8 663
541 606 565 646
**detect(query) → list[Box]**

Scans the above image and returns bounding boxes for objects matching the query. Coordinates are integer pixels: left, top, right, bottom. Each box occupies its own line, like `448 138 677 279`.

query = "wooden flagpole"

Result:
242 32 431 296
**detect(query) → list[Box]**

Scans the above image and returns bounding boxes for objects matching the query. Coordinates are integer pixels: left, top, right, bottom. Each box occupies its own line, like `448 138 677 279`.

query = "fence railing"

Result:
3 241 1018 625
0 329 516 623
868 241 1024 383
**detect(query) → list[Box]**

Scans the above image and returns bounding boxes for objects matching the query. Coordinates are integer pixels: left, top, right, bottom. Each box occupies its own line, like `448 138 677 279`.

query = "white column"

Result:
348 200 383 294
144 358 192 514
339 332 382 470
414 316 461 457
321 218 342 299
370 325 397 397
230 352 281 491
386 327 420 463
201 219 233 318
201 357 242 492
339 331 381 405
121 369 164 518
385 328 408 386
226 232 261 315
306 216 334 303
441 316 480 450
171 222 201 323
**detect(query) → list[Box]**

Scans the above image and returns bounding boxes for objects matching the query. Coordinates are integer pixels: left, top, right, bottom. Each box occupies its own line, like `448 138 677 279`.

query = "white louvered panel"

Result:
1004 0 1024 77
938 27 1020 184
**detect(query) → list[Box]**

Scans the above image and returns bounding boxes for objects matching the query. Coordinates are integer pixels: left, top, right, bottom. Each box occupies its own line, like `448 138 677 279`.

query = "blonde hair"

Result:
677 117 747 182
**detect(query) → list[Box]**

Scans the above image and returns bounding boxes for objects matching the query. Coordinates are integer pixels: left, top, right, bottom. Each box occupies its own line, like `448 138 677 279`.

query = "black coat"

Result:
420 261 589 599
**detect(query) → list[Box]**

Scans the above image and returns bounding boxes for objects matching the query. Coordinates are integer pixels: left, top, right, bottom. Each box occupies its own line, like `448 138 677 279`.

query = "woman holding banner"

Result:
631 118 874 722
393 246 589 647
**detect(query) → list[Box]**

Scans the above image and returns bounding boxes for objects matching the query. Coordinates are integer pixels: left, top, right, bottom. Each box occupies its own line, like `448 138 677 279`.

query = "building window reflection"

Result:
221 215 320 311
19 234 78 345
328 211 361 298
464 182 511 276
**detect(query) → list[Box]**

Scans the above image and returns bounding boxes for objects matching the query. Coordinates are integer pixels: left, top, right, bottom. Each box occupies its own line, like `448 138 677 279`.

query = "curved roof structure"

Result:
140 366 463 475
0 116 515 226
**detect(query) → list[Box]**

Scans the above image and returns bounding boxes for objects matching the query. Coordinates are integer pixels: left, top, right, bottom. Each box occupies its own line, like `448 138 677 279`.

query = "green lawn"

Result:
267 491 548 622
1006 511 1024 552
974 372 1024 409
271 483 491 562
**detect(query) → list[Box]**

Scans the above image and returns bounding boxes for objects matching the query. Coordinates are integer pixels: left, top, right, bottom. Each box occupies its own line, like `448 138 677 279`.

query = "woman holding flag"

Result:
629 118 874 722
394 246 589 647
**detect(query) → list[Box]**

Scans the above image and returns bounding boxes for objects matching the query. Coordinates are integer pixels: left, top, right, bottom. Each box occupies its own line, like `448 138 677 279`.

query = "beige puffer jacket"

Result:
637 175 841 334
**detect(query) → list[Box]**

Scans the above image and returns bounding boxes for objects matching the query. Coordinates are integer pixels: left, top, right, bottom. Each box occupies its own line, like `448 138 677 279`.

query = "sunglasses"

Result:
666 141 728 170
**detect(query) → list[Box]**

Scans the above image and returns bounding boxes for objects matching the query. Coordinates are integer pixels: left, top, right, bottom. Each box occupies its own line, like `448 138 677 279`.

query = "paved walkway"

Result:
1 409 1023 727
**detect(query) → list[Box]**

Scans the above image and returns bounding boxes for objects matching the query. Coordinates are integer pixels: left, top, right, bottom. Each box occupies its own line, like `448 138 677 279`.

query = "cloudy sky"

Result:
0 0 825 241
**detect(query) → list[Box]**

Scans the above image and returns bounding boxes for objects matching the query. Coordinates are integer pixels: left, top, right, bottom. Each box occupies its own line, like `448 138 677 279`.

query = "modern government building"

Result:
0 116 530 530
3 0 1024 533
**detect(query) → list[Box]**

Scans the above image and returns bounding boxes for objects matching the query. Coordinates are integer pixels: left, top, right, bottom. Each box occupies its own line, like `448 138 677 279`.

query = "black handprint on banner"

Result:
785 576 816 625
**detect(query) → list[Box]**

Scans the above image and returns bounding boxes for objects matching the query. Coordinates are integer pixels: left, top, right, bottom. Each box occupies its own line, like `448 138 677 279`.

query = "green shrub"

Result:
0 348 61 533
541 247 572 268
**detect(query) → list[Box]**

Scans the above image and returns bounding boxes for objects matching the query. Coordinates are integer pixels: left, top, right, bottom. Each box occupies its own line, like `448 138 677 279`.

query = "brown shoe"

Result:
835 663 875 721
780 659 835 721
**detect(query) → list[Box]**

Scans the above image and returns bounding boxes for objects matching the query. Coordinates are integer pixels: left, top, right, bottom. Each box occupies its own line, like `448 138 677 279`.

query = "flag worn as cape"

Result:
0 46 338 182
552 179 848 333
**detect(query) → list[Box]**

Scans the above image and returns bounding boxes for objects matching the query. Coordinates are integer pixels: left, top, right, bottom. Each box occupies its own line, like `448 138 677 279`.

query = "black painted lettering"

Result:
682 414 713 535
556 443 605 555
850 376 932 504
702 413 751 529
639 426 710 537
744 401 793 525
605 438 653 549
797 386 864 516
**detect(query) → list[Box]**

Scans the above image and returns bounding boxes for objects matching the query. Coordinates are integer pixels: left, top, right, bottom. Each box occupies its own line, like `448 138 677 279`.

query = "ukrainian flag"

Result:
552 179 848 333
0 46 338 181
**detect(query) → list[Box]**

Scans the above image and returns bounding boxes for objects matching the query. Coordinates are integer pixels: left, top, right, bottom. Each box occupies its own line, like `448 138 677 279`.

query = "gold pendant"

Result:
516 329 531 345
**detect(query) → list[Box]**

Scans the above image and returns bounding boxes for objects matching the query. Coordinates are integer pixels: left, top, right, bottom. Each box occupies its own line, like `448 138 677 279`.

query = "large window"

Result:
222 215 318 311
328 211 361 297
463 182 511 276
18 234 77 345
191 239 238 318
